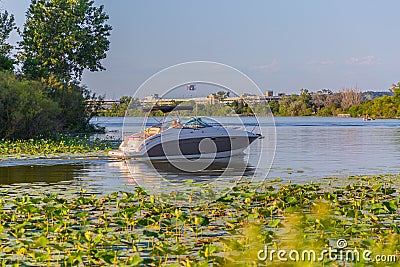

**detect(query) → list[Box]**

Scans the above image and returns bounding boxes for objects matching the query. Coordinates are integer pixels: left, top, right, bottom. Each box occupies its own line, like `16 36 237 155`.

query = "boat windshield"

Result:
184 117 212 128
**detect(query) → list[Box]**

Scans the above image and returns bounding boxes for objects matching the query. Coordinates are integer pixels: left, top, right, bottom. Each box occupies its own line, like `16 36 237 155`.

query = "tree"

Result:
19 0 112 83
0 10 15 71
268 100 280 115
0 72 61 138
345 83 400 118
298 89 312 112
311 89 332 113
340 86 362 109
100 96 133 117
17 0 111 134
216 91 230 102
390 82 400 104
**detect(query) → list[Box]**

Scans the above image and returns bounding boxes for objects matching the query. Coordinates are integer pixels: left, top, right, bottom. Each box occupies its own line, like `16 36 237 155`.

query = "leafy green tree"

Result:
17 0 111 134
346 83 400 118
19 0 112 83
0 10 16 71
227 99 253 114
51 82 101 131
0 55 13 71
311 89 332 113
100 96 133 117
216 91 230 102
310 89 344 116
299 89 312 108
390 82 400 104
0 72 61 138
268 100 280 115
278 94 295 116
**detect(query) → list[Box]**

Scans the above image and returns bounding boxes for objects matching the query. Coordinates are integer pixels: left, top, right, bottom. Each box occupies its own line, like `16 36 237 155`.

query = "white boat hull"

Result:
109 147 248 160
109 123 261 160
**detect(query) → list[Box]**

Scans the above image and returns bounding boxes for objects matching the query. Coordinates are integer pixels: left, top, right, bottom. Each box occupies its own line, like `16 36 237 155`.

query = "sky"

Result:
1 0 400 98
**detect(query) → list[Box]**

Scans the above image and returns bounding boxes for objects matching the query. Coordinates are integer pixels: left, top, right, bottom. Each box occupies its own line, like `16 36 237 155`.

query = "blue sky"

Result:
2 0 400 98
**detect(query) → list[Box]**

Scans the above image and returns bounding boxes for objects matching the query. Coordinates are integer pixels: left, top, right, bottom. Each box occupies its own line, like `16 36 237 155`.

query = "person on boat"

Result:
363 114 372 121
169 120 182 128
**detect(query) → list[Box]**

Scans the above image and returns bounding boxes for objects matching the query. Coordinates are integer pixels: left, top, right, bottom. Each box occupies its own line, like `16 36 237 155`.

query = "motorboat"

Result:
108 107 261 160
363 114 375 121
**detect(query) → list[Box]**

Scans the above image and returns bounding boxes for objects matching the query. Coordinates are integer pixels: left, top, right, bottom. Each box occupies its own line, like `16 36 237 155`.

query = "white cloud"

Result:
253 59 280 72
307 59 335 65
345 56 381 65
319 60 335 65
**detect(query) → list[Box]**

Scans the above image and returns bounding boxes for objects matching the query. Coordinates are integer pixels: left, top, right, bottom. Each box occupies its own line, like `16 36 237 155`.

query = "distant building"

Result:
141 95 214 105
207 93 220 105
240 94 262 104
143 94 160 101
86 99 121 109
140 91 283 106
337 114 351 118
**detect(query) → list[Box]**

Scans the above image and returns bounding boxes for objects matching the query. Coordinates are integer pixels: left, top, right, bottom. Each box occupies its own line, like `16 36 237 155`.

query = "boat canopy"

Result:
184 117 212 127
143 105 193 113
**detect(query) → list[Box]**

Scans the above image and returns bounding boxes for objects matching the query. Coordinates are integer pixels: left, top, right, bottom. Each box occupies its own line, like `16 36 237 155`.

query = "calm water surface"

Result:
1 116 400 194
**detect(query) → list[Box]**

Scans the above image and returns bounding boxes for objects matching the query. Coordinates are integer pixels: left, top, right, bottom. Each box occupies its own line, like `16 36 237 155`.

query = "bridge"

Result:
86 99 121 109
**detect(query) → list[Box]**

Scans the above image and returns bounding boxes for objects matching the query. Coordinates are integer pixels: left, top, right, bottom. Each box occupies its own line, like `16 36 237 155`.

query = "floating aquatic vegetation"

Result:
0 135 116 157
0 175 399 266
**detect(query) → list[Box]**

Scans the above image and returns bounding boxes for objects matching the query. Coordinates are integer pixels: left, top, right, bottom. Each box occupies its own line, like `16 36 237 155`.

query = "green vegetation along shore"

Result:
0 174 399 266
99 83 400 119
0 135 115 158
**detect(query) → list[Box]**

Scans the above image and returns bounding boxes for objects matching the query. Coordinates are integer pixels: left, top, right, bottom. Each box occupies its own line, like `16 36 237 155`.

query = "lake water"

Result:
1 116 400 196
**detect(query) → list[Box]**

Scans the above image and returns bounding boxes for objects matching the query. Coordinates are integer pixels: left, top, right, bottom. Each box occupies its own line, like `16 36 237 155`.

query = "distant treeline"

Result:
98 83 400 118
271 85 400 118
102 84 400 118
269 88 362 116
347 83 400 118
98 98 271 117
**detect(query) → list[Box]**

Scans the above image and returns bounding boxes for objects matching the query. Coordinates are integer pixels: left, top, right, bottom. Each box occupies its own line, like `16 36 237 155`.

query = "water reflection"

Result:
147 156 255 181
123 155 256 204
0 163 85 185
